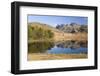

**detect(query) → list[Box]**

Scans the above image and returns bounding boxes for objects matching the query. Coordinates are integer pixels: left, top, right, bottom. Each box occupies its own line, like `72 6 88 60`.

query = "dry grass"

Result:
28 53 87 61
53 32 87 41
28 33 87 43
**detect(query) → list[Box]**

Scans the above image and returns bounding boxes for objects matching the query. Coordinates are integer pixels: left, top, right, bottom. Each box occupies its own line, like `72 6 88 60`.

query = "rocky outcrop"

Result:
56 23 87 33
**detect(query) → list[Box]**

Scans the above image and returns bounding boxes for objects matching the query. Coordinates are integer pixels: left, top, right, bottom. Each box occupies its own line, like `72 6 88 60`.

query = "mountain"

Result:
56 23 87 33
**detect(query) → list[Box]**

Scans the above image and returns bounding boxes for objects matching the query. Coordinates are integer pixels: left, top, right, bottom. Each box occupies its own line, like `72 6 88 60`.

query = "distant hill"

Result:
56 23 87 33
28 22 53 30
28 22 63 33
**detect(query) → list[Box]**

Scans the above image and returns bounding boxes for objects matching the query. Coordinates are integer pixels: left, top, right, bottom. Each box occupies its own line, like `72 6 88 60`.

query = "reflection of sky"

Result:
47 47 87 54
28 15 88 27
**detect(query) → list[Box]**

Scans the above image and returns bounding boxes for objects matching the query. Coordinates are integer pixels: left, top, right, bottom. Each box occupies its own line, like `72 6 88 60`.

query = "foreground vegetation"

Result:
28 53 87 61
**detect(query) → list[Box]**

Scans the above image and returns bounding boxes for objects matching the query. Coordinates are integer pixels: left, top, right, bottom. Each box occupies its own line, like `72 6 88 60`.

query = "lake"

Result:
28 40 88 54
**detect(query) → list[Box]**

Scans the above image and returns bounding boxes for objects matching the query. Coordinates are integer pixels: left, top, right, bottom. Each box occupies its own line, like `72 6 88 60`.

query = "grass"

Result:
28 53 87 61
28 38 54 43
28 32 87 43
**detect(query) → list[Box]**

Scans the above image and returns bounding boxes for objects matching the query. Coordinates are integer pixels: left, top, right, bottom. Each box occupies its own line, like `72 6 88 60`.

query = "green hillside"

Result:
28 22 54 41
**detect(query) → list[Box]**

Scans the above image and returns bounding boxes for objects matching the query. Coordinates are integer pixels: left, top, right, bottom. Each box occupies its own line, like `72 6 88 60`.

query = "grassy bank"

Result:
28 33 87 43
28 53 87 61
53 32 87 41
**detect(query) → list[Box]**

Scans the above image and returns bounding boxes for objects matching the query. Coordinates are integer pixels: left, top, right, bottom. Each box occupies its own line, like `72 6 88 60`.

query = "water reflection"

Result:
28 40 87 54
55 40 87 49
28 42 54 53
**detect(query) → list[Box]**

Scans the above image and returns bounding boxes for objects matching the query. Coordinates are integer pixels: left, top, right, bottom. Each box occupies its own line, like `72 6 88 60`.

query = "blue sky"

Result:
28 15 88 27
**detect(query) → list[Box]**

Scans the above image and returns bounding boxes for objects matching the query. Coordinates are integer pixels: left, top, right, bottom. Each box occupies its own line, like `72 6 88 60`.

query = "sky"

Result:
28 15 88 27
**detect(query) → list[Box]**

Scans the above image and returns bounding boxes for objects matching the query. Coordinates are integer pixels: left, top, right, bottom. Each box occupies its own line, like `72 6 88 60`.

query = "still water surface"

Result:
28 40 87 54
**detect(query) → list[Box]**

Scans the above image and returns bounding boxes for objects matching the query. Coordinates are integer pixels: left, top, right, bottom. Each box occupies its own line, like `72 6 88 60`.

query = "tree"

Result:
28 25 54 40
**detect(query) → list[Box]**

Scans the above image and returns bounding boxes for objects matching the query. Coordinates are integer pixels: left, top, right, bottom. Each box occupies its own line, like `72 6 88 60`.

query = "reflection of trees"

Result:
56 40 87 49
28 40 87 53
28 42 54 53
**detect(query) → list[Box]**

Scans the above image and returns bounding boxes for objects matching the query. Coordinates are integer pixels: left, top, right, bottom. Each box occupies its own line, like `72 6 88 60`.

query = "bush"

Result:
28 25 54 40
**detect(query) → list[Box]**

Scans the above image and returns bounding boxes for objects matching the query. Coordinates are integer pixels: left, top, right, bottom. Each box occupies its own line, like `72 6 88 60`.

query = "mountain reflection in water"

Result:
28 40 88 54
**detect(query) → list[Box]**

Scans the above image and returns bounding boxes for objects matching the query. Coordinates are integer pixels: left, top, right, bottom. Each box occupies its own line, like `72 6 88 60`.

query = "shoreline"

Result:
28 39 87 44
28 53 87 61
28 33 87 43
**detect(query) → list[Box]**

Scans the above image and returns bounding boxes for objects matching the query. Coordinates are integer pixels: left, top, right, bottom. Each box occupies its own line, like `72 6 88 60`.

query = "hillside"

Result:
28 22 55 41
28 22 63 33
28 22 87 42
